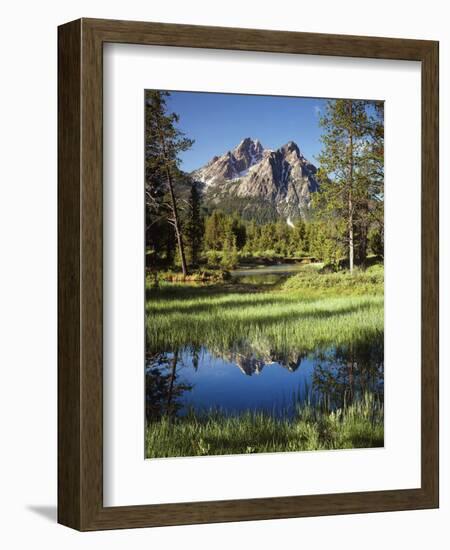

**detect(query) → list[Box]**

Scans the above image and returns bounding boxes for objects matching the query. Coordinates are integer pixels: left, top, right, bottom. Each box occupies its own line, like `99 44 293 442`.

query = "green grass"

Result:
146 264 384 355
152 268 230 283
145 393 384 458
282 263 384 292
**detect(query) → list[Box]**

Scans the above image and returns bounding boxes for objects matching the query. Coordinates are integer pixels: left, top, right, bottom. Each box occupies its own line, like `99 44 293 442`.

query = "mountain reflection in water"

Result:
145 339 383 421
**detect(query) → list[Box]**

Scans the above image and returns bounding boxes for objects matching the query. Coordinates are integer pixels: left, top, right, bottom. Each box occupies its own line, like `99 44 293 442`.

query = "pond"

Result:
146 342 384 421
146 264 384 422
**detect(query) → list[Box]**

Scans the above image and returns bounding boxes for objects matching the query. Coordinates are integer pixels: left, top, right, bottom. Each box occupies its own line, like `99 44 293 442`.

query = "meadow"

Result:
145 263 384 458
146 263 384 355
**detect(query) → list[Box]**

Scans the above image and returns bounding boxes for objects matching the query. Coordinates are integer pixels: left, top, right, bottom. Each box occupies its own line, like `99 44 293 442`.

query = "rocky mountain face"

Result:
191 137 319 220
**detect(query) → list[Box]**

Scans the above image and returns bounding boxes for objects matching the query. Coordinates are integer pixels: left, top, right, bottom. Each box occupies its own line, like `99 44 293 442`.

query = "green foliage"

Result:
205 249 221 267
368 226 384 257
204 195 280 223
206 250 220 267
201 215 312 260
313 99 384 268
220 235 239 269
308 219 346 268
282 263 384 291
204 210 224 251
185 183 203 266
145 90 194 187
145 90 194 274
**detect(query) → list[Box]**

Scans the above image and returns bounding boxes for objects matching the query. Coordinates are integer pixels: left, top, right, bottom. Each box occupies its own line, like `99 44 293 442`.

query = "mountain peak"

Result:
280 141 301 157
234 137 264 157
191 138 318 219
237 137 261 147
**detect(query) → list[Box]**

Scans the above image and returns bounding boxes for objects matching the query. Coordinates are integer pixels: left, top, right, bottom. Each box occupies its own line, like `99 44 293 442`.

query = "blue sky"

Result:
164 91 328 172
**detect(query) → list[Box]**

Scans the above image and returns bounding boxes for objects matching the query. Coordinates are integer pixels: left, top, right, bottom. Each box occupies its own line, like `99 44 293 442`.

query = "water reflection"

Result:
145 349 193 421
146 338 383 421
312 341 384 409
213 340 307 376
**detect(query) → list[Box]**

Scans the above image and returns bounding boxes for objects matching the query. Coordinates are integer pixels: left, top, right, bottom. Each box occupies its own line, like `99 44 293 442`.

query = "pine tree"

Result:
230 214 247 249
145 90 193 275
315 99 382 272
366 101 384 257
354 102 384 265
221 235 238 269
204 210 224 251
185 182 203 267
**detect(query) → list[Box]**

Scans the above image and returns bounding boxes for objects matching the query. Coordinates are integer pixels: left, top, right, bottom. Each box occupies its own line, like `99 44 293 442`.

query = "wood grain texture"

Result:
420 41 439 505
57 18 439 531
57 19 82 530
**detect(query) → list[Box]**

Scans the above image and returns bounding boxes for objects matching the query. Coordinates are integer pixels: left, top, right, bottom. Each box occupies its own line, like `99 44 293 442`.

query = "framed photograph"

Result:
58 18 439 530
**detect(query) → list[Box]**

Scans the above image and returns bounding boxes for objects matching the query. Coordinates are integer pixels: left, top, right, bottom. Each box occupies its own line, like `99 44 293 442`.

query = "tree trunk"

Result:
357 218 368 267
156 117 188 276
165 166 188 276
348 192 354 273
348 101 354 274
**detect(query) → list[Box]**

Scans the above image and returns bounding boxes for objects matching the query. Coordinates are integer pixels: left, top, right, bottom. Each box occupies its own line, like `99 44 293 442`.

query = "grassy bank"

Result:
149 268 230 283
146 394 384 458
146 264 384 355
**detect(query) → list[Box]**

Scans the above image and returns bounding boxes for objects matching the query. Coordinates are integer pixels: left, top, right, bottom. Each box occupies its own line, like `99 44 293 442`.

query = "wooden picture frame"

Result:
58 17 439 531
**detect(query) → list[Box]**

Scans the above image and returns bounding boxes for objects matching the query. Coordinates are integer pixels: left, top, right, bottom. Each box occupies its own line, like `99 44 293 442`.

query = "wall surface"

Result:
0 0 448 547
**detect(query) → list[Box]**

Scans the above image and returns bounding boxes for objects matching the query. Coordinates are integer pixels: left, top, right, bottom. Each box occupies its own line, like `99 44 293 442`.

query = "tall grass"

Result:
146 265 384 354
145 393 384 458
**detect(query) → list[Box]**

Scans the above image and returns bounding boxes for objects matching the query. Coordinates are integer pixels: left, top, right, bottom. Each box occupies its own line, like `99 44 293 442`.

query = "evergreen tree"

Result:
221 235 238 269
314 99 382 272
243 220 258 254
366 101 385 258
204 211 221 250
145 90 193 275
185 182 203 267
230 214 247 249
